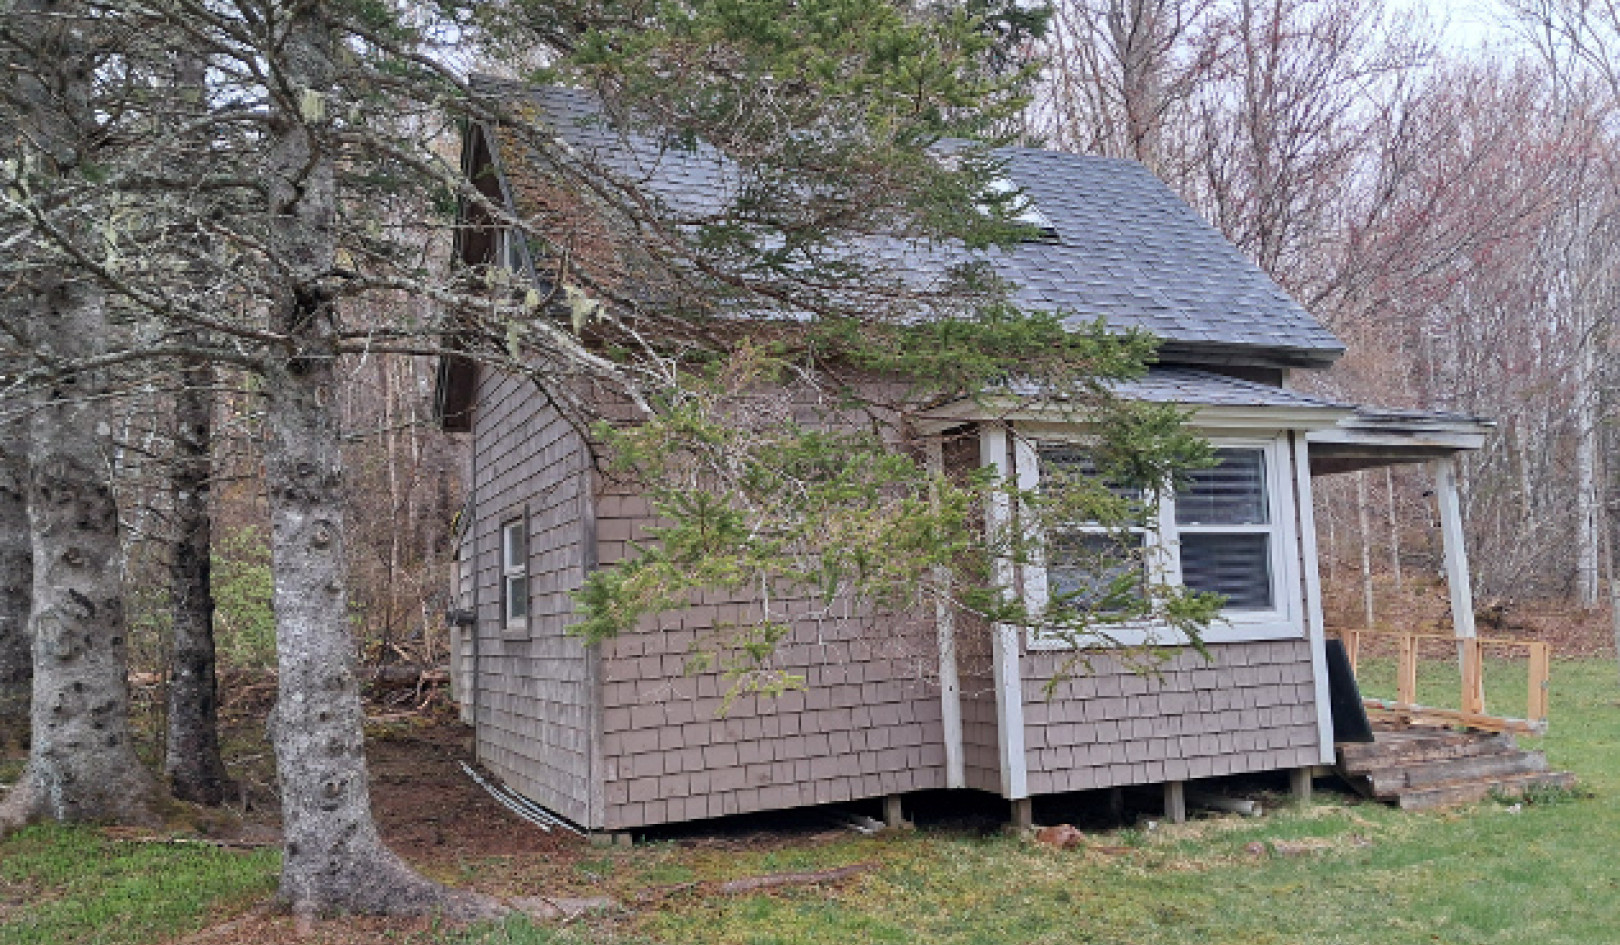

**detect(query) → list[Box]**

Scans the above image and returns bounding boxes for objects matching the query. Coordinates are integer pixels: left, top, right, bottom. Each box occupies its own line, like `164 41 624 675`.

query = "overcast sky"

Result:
1421 0 1515 51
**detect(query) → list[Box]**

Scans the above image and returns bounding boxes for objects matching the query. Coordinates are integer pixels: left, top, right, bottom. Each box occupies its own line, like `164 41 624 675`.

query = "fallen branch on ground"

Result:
716 863 875 894
635 863 876 904
99 828 277 849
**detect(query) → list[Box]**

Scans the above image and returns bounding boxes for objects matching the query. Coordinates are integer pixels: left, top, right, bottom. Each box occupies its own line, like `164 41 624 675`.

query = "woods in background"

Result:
1032 0 1620 616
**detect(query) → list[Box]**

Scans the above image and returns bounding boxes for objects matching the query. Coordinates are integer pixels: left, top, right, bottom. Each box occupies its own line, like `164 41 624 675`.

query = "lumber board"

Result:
1526 643 1550 723
1362 699 1546 735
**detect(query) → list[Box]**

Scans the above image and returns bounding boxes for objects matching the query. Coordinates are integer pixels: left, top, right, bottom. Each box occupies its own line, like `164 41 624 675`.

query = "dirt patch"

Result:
364 714 584 866
143 701 596 944
193 674 586 864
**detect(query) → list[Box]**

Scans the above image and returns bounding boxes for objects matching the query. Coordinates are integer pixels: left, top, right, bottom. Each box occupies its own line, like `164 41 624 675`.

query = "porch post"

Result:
1432 457 1485 709
982 424 1028 801
1291 434 1336 765
1431 457 1477 642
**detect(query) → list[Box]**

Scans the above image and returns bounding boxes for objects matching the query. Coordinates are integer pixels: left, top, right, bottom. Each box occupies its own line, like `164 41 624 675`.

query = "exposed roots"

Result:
280 843 508 923
0 763 165 838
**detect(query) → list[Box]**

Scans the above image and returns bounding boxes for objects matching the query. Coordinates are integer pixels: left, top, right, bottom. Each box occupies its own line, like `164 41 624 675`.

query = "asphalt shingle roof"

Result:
484 83 1344 367
996 149 1342 362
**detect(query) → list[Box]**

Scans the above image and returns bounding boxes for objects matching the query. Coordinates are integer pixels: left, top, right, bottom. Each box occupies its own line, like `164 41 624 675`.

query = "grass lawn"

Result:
0 825 277 945
3 658 1618 944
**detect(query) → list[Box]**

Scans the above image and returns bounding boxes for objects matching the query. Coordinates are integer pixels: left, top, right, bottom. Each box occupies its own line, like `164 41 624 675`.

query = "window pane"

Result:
505 575 528 621
1047 531 1144 612
503 521 526 571
1176 449 1267 526
1037 446 1139 501
1179 533 1272 609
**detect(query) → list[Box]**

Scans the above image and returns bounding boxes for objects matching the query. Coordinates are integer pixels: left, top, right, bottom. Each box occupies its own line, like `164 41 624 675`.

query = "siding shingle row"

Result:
1021 640 1321 795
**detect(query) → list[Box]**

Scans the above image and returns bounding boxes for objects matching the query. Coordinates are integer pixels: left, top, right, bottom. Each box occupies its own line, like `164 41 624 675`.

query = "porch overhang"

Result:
1306 406 1498 691
1305 409 1494 475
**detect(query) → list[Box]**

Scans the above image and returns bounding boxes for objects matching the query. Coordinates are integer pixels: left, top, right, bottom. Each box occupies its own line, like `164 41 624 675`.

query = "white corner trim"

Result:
926 438 966 790
1293 433 1336 765
982 424 1028 800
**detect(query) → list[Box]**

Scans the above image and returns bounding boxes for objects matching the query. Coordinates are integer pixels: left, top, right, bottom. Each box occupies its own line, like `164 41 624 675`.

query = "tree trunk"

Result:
260 4 499 919
1574 338 1601 607
0 407 31 753
165 359 232 804
1110 0 1167 168
0 275 163 830
0 0 161 830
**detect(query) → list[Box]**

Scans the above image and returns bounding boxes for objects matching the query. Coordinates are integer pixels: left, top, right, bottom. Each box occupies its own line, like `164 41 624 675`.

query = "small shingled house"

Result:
436 84 1493 834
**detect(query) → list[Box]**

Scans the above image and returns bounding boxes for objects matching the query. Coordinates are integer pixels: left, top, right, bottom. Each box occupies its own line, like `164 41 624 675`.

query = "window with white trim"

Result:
1026 435 1301 645
501 517 529 630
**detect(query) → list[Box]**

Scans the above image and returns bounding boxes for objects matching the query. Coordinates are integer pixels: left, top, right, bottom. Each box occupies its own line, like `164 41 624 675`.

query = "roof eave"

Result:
1154 339 1345 370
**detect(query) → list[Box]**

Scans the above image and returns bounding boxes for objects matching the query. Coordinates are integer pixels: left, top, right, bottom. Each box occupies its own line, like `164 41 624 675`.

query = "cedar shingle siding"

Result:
1021 643 1320 794
461 367 595 826
595 596 948 830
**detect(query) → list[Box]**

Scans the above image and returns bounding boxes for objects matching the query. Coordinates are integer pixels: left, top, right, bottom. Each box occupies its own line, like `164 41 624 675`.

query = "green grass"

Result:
1353 653 1539 721
0 824 278 945
5 660 1620 944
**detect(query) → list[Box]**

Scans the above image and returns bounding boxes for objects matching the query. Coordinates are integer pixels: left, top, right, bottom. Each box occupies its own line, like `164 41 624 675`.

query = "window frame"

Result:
494 226 529 274
500 515 530 634
1016 431 1303 648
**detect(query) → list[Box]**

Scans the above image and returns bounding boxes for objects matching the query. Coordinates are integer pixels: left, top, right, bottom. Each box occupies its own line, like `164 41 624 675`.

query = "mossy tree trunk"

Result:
0 0 161 830
260 2 500 919
0 404 30 754
0 273 163 830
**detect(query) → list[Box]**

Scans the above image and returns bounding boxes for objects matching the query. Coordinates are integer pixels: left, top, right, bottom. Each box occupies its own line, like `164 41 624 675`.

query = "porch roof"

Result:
1306 408 1495 475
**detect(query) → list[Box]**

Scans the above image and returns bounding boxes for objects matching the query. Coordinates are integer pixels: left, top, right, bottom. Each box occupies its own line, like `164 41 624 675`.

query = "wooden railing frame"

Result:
1339 629 1551 735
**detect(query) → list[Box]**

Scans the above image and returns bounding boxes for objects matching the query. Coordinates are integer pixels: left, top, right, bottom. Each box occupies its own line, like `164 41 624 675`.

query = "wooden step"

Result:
1335 727 1574 811
1337 730 1517 773
1395 770 1578 811
1362 750 1549 797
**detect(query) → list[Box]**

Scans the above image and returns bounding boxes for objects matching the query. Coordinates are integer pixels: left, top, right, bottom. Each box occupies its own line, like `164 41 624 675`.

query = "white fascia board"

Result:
1307 427 1490 452
917 398 1354 435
